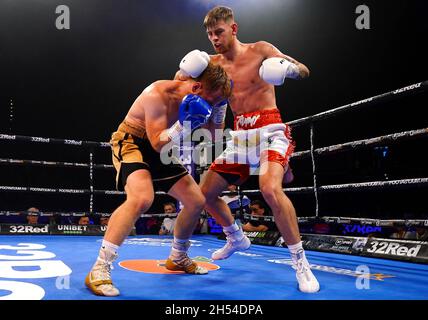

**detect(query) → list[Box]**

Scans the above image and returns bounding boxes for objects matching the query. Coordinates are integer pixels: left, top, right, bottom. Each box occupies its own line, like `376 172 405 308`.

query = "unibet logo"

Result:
119 258 220 274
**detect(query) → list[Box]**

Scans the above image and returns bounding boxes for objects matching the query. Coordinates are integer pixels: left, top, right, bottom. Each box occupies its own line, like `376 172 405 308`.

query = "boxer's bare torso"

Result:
124 80 180 130
210 42 278 116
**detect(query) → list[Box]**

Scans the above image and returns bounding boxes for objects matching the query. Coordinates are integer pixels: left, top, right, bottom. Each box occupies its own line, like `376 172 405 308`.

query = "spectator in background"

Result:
415 227 428 241
78 216 91 225
390 226 409 239
398 226 428 241
159 202 177 236
100 216 110 226
163 202 177 214
26 207 40 225
242 200 273 232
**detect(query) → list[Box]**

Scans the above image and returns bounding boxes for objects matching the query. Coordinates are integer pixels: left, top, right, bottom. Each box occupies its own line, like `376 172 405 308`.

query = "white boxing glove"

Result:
259 57 300 85
179 49 210 78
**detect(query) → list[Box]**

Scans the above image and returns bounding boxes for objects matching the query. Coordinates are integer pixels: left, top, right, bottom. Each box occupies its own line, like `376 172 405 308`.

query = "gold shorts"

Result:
110 121 188 192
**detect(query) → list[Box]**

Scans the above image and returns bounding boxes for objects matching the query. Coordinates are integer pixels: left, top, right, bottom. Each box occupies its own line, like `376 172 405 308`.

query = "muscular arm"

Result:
142 93 171 152
257 41 310 79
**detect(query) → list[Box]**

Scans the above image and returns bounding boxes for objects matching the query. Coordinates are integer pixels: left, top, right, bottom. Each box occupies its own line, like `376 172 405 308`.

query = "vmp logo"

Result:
0 243 72 300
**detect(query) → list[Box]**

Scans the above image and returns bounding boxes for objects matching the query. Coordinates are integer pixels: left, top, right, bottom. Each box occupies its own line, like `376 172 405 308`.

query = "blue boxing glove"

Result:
178 94 212 130
167 94 212 142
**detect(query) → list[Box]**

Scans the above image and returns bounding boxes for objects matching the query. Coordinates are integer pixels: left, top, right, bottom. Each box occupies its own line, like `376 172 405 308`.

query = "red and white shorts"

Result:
209 108 295 185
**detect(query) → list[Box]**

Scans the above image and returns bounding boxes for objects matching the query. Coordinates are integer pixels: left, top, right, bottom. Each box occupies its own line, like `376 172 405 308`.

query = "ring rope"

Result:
2 81 425 148
0 158 113 169
243 213 428 227
288 80 428 127
314 216 428 227
1 178 427 197
236 178 428 195
0 134 110 148
0 186 166 196
3 127 426 171
318 178 428 192
193 80 428 150
0 210 177 219
2 209 425 228
291 127 428 159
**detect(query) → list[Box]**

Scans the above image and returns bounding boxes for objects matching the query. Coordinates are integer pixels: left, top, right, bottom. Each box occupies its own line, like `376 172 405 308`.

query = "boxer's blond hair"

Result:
197 62 232 99
203 6 234 29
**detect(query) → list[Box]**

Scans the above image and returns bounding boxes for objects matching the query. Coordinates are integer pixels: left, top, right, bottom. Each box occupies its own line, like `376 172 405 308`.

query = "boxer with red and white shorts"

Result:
193 6 320 293
210 108 295 185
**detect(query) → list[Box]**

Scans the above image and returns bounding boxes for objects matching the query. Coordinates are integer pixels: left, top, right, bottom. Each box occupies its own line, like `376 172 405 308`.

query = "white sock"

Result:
223 222 244 241
170 237 190 259
287 241 303 254
287 241 306 262
97 240 119 264
223 221 240 234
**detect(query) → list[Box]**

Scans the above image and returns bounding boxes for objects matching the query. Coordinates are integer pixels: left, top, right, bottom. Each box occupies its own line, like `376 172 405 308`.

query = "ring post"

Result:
89 148 94 214
310 123 320 217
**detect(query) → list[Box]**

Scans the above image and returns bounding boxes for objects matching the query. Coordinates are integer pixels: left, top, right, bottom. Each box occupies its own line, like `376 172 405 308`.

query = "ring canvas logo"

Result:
119 257 219 274
0 243 72 300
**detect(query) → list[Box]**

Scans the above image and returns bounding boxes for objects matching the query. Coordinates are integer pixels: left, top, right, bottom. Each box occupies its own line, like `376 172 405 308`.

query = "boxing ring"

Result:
1 81 428 300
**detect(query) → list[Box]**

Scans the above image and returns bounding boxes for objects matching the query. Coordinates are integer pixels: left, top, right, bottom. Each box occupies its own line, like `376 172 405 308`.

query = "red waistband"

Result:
233 108 283 130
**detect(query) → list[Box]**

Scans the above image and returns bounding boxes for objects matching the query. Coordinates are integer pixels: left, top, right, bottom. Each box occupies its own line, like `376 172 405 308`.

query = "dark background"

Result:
1 0 427 218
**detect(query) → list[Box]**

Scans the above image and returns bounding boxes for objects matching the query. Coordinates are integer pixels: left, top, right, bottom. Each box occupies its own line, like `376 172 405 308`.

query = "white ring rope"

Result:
288 80 428 127
1 209 426 228
0 158 113 169
1 178 427 197
238 178 428 195
2 127 427 166
292 127 428 159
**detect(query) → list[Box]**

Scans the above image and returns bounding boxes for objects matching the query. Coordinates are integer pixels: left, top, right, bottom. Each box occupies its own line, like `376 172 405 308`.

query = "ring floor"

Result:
1 234 427 300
